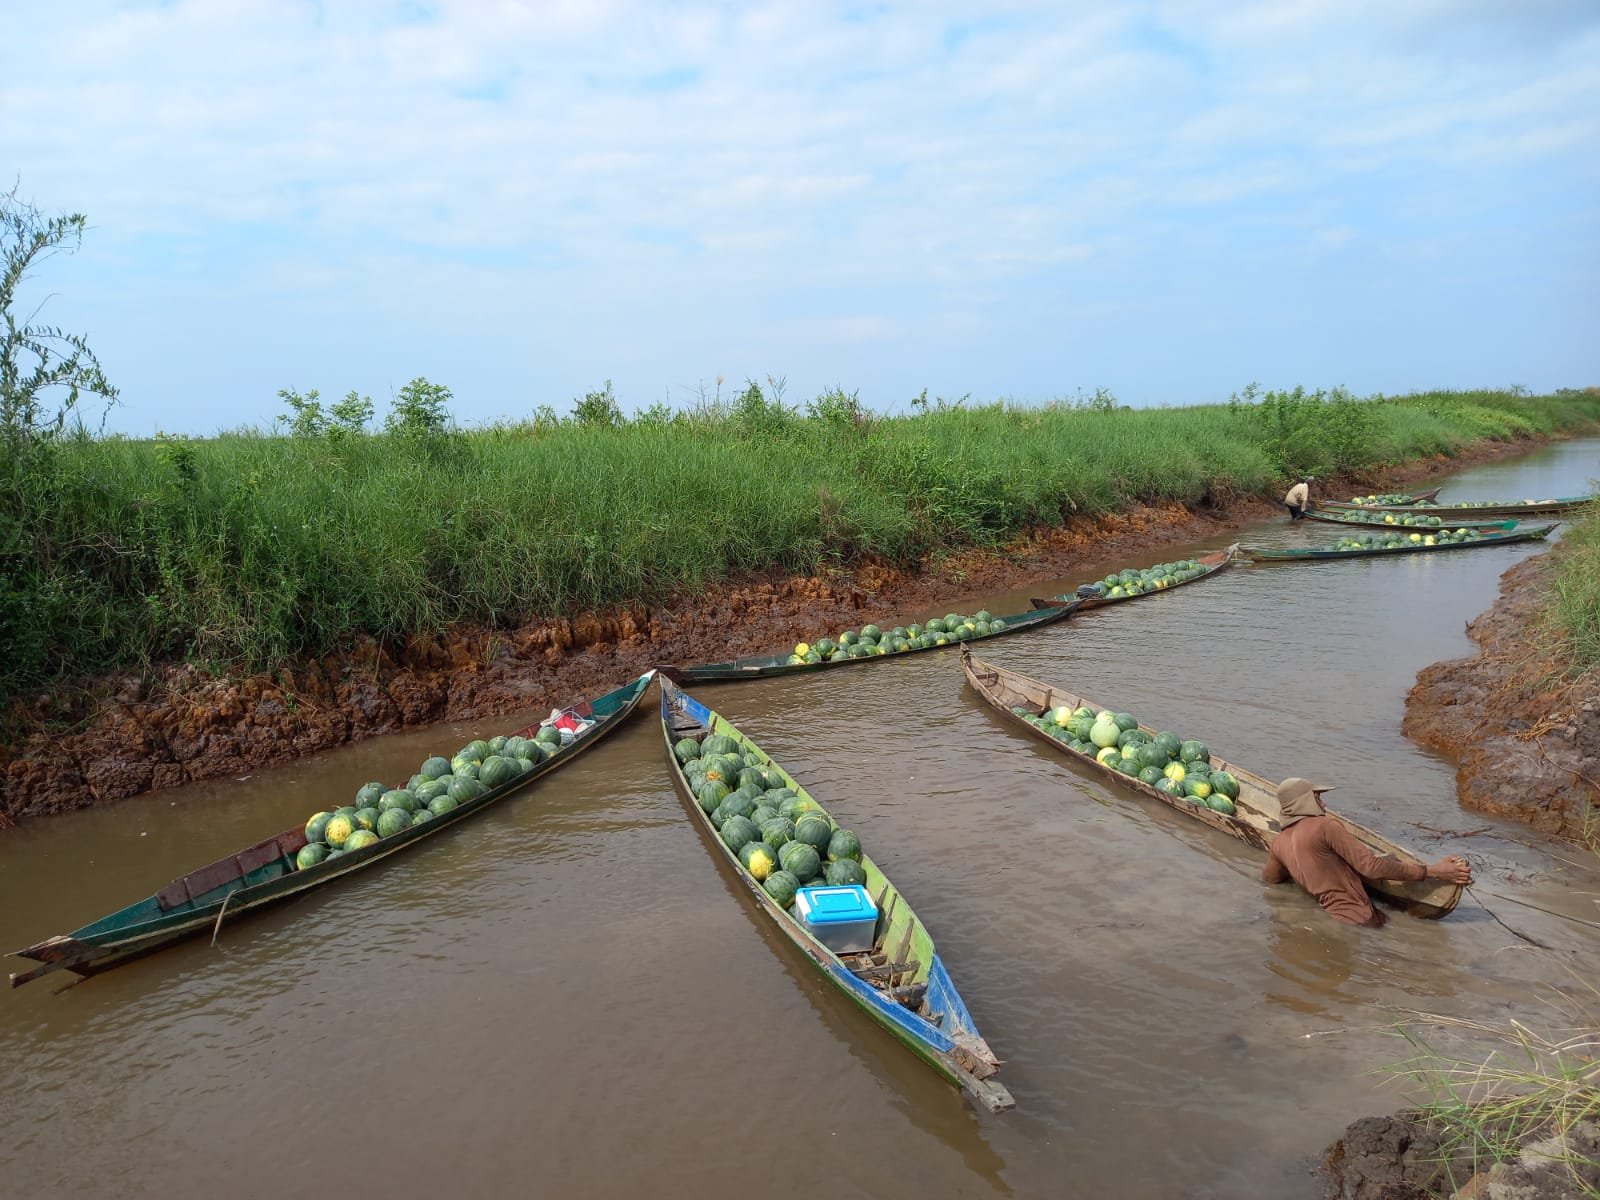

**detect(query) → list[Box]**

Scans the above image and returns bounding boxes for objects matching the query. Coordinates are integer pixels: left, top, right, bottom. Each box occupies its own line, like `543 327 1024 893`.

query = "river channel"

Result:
3 439 1597 1199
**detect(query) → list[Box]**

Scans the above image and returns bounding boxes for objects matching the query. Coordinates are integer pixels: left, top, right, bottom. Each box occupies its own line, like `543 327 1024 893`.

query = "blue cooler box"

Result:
793 885 878 953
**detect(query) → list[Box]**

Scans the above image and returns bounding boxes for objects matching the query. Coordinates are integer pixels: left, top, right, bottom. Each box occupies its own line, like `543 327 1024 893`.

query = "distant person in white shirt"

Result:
1283 476 1313 520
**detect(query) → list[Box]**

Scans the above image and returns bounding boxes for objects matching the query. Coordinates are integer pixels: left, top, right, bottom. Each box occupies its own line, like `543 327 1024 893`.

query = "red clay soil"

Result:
0 432 1582 827
1403 553 1599 841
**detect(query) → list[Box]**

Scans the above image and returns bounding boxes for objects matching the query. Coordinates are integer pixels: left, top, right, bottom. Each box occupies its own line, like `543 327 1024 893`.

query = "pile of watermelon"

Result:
1331 528 1485 552
1012 705 1241 817
673 731 867 911
785 611 1003 664
292 727 565 869
1349 492 1423 505
1339 512 1446 528
1081 558 1209 600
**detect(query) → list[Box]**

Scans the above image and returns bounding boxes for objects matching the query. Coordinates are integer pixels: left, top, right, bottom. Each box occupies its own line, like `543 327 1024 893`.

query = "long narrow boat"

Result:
658 600 1077 684
1314 494 1594 520
9 671 657 989
961 650 1460 918
1238 524 1555 563
659 676 1014 1111
1335 486 1442 505
1027 545 1239 612
1302 508 1520 532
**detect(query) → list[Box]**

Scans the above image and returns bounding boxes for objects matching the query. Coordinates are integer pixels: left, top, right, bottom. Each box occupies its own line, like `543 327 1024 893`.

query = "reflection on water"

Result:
2 438 1598 1199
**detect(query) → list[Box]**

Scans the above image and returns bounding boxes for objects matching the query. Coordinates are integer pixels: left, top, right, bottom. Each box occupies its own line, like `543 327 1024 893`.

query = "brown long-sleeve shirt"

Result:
1261 815 1427 926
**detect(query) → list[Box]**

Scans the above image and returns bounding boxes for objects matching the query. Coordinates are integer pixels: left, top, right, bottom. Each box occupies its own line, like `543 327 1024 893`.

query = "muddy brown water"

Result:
3 440 1597 1199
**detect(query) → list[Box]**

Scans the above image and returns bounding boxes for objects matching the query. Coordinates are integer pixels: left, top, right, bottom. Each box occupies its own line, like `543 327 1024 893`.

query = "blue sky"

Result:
3 0 1597 435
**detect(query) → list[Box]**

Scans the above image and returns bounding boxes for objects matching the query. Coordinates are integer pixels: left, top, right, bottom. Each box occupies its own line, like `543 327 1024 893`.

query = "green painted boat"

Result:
1302 508 1519 533
1314 494 1594 520
961 649 1461 919
1238 524 1556 563
660 676 1014 1112
9 671 657 989
1028 545 1239 612
658 600 1077 684
1331 486 1442 506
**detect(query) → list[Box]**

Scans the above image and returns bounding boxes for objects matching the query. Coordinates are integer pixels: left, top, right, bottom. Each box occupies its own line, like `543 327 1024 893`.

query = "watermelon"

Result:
355 782 387 807
353 807 380 832
760 817 796 851
778 795 819 821
1089 717 1121 749
763 787 797 805
1116 728 1149 749
824 859 867 887
305 812 334 844
448 776 486 803
428 795 459 816
414 779 449 803
457 739 491 763
378 789 417 814
1184 778 1213 800
696 780 731 814
1137 742 1169 770
411 809 435 826
826 829 862 863
344 829 379 851
1154 777 1182 796
720 816 759 853
1207 795 1237 816
335 805 358 819
1112 713 1137 732
1179 740 1209 764
1163 761 1186 783
1138 766 1165 786
419 756 451 781
1209 771 1240 800
407 774 428 793
479 756 520 789
376 808 411 838
778 841 821 883
296 843 329 870
764 870 800 908
719 794 757 822
794 814 834 852
1095 746 1121 766
739 840 779 881
451 759 480 780
701 733 739 756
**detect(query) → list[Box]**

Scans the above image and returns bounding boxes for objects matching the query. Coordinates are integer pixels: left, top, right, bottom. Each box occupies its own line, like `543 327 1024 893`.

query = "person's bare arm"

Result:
1261 851 1289 884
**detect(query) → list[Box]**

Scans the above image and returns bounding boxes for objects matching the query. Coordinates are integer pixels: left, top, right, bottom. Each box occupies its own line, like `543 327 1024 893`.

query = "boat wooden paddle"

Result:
961 649 1461 919
659 675 1015 1111
9 671 657 989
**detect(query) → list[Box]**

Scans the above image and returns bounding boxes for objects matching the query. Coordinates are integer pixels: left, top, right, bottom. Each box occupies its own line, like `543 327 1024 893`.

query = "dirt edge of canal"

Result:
0 433 1587 827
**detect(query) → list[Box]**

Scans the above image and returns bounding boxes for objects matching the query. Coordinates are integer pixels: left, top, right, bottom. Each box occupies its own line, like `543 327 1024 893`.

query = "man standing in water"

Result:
1283 476 1313 519
1261 778 1473 927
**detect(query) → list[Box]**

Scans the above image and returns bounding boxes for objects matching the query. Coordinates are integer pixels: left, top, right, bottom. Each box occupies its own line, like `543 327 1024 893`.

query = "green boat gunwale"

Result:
961 648 1461 920
8 670 658 989
659 676 1014 1112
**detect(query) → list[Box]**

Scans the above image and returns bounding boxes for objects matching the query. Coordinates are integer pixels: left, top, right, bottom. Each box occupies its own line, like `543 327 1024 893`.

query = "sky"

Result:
2 0 1598 436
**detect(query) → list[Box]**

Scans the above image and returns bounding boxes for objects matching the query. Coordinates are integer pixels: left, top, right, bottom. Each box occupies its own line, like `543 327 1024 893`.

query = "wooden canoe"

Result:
1028 545 1239 612
1314 494 1594 520
658 600 1078 684
659 676 1014 1112
1238 524 1555 563
9 671 657 989
1302 508 1520 532
1330 486 1443 506
961 650 1460 919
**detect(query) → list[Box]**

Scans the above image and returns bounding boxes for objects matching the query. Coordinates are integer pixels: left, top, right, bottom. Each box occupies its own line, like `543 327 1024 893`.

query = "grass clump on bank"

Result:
1546 503 1600 678
2 383 1597 710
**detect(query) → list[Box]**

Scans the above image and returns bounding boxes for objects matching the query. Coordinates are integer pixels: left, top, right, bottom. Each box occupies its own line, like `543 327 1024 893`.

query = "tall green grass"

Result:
1547 503 1600 676
1 386 1596 708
